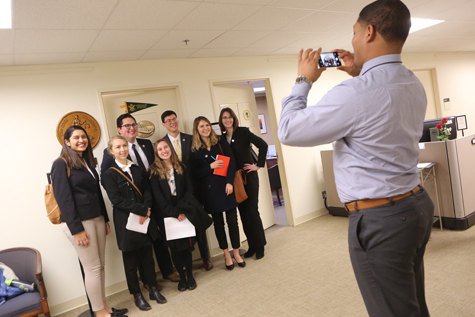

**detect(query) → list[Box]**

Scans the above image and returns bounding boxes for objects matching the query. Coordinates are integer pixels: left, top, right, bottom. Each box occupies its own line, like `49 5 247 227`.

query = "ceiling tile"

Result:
283 11 355 32
270 47 301 56
103 0 200 30
412 21 475 38
152 30 224 49
90 30 168 52
14 53 86 65
285 32 347 49
15 30 99 53
204 31 271 49
248 31 312 48
0 30 14 54
173 2 262 30
233 7 313 31
320 0 373 13
270 0 335 10
410 0 471 19
427 1 475 23
141 49 198 60
232 47 277 56
0 55 14 66
189 48 240 58
204 0 273 4
83 51 146 63
13 0 118 29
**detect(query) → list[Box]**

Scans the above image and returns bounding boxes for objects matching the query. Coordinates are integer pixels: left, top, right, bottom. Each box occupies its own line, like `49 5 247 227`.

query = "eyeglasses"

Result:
121 123 138 129
164 117 177 124
222 116 233 120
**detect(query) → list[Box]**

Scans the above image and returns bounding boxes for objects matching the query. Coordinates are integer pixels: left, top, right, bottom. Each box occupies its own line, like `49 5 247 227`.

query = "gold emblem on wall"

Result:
137 120 155 138
243 110 251 121
56 111 101 148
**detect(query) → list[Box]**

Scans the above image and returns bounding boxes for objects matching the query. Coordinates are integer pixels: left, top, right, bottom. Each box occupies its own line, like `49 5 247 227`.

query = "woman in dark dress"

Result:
219 108 268 259
51 126 127 317
149 139 212 291
190 116 246 270
102 136 166 311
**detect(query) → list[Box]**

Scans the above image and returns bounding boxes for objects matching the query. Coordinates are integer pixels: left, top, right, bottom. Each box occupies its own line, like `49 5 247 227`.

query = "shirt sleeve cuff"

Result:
292 82 311 96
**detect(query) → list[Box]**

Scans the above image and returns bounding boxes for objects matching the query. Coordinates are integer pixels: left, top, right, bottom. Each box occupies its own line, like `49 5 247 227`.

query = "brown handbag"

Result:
234 169 248 204
45 158 70 225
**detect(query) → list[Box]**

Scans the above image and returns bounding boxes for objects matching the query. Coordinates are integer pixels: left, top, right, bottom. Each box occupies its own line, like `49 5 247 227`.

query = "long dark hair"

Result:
58 125 96 169
218 107 239 133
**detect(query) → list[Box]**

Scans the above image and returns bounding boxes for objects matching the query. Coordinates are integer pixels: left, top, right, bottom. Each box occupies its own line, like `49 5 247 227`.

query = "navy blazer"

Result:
223 127 268 170
190 137 238 213
102 162 159 252
100 138 155 184
51 158 109 235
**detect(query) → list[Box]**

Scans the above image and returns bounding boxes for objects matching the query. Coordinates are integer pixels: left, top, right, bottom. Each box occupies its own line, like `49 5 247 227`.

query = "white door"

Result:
211 83 276 231
414 69 439 120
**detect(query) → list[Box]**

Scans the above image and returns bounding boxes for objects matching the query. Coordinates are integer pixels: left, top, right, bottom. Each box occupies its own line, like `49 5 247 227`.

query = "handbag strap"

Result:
218 143 224 155
109 167 143 197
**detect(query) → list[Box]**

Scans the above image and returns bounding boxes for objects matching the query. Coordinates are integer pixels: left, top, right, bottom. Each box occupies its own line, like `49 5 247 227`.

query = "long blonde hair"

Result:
191 116 219 152
149 139 183 179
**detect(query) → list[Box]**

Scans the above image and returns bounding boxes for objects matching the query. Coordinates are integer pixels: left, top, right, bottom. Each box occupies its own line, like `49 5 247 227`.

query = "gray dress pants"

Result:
348 188 434 317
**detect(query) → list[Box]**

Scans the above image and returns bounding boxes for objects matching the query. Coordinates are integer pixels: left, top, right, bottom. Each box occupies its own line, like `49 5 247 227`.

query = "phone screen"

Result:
319 52 342 67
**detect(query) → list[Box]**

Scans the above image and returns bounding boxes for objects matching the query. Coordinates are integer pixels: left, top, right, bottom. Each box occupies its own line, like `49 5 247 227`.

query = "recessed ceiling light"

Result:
410 18 444 34
0 0 12 29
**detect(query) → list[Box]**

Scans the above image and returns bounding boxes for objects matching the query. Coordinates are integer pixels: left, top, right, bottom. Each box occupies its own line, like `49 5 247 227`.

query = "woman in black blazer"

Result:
219 108 268 259
102 136 166 311
190 116 246 270
51 126 126 317
149 139 212 291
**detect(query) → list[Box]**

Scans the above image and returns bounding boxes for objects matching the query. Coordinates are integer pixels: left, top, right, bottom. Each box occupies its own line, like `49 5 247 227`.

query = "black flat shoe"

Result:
133 293 151 311
256 247 265 260
244 248 256 258
178 279 187 292
149 286 167 304
225 262 235 270
187 277 197 290
237 260 246 268
111 307 128 315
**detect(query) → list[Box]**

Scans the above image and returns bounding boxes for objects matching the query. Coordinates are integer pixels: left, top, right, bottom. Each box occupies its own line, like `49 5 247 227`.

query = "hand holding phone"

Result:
318 52 342 67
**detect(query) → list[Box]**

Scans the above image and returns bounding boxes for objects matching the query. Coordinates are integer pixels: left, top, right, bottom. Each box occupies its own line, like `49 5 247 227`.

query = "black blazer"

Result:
102 162 159 252
162 132 193 172
51 158 109 236
223 127 268 170
100 138 155 184
149 167 212 250
190 137 238 213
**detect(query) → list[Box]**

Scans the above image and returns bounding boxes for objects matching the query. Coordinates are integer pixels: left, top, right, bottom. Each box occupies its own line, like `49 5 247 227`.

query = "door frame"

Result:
209 77 294 226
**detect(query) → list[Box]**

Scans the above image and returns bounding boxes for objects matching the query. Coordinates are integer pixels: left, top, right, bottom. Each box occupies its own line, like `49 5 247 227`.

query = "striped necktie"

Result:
174 139 182 161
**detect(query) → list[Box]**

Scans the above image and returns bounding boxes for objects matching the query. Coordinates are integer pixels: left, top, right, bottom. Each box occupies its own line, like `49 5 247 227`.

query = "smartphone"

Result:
319 52 342 67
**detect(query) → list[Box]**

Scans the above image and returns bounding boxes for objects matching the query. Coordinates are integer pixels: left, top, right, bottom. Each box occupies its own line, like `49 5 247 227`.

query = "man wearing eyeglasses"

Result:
100 113 181 284
161 110 214 271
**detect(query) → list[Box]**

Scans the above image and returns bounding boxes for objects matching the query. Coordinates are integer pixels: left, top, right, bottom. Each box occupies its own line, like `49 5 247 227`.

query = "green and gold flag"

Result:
121 102 157 114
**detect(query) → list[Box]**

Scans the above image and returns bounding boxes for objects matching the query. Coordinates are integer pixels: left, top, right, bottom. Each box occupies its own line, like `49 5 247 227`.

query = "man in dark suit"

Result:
100 113 180 283
161 110 214 271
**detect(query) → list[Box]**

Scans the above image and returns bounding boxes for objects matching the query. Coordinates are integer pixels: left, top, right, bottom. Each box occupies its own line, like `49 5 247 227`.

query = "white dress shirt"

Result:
128 140 150 170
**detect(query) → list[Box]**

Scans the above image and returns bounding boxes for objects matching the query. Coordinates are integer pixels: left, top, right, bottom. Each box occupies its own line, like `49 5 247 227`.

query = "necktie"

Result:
174 139 182 161
132 144 146 171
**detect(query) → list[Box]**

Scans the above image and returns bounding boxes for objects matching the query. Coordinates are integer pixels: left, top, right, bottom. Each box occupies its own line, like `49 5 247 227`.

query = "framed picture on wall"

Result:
258 114 267 134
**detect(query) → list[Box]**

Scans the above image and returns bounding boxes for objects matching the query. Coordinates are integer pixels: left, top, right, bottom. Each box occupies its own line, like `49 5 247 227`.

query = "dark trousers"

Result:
348 188 434 317
196 230 210 259
122 245 157 295
238 171 266 249
212 208 240 250
137 235 175 280
170 249 193 280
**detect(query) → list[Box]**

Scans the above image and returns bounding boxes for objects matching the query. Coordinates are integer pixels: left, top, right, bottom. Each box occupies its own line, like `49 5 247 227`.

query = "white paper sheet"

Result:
164 217 196 241
125 213 150 234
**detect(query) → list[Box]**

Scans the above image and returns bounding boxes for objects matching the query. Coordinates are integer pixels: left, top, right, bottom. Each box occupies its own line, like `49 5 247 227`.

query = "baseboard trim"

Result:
50 280 128 316
294 208 328 226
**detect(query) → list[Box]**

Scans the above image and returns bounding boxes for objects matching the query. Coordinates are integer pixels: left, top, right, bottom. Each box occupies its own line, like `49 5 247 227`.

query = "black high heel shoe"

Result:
225 258 235 270
237 260 246 268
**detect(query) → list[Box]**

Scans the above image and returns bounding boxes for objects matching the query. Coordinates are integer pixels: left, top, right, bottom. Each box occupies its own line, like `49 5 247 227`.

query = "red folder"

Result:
213 155 230 177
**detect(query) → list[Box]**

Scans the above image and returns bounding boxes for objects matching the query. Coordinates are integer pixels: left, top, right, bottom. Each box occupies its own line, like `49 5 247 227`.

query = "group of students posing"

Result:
51 108 268 317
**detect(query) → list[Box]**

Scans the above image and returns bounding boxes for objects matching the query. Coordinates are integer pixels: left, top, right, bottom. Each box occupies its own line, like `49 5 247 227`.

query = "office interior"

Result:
1 0 475 315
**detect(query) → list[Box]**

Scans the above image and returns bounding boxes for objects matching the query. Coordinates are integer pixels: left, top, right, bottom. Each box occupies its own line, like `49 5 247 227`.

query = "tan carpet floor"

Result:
56 214 475 317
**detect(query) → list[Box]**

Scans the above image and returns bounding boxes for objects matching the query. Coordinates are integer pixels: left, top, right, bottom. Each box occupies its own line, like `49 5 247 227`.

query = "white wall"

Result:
1 51 474 313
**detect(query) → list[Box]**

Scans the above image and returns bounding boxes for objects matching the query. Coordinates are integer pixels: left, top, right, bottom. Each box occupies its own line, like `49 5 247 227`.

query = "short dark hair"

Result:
358 0 411 43
218 107 239 133
161 110 177 123
116 113 136 128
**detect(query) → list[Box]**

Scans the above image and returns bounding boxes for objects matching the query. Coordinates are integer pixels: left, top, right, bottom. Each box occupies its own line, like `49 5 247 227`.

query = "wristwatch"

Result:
295 75 313 87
